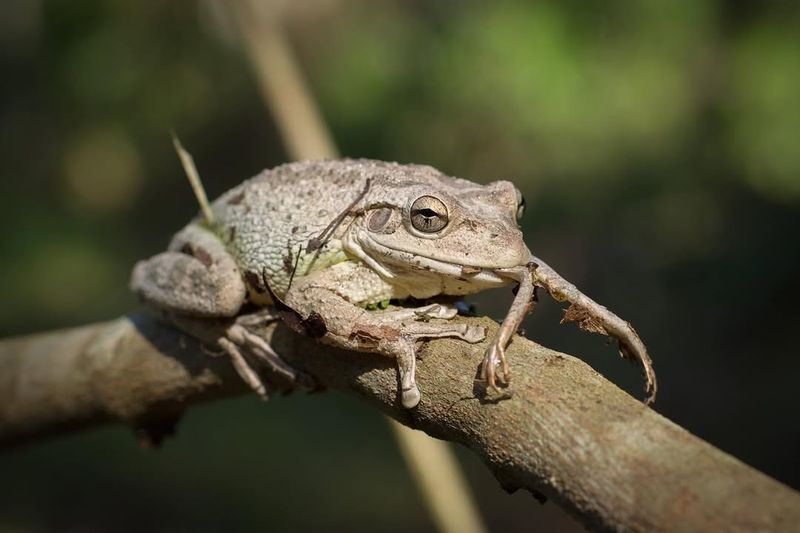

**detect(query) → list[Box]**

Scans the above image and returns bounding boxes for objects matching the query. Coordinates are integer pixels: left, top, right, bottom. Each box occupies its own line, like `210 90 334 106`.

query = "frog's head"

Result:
343 163 532 296
339 161 655 403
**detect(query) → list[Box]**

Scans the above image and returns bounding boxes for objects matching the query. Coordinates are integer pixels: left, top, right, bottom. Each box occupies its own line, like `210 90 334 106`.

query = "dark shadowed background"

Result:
1 1 798 531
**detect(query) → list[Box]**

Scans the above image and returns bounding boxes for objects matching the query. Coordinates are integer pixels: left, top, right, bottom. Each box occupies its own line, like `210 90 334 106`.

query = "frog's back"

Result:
207 160 376 296
205 159 480 296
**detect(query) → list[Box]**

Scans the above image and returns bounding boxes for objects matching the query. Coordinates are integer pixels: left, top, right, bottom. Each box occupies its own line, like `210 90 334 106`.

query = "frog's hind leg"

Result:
132 225 310 398
130 224 247 318
172 309 312 400
218 336 269 398
224 313 315 396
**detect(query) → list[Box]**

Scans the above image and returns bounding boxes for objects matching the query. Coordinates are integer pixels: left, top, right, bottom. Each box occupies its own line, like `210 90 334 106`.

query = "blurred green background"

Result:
1 0 798 531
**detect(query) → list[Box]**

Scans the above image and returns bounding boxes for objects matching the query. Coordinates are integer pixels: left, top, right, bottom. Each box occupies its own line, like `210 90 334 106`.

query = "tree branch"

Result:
0 315 796 531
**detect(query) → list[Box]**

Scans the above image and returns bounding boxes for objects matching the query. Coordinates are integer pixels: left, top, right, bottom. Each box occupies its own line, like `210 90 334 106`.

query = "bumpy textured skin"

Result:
131 159 532 407
131 224 246 317
208 159 528 304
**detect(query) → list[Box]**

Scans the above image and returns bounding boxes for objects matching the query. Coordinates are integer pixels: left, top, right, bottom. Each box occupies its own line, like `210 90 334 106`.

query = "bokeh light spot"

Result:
62 128 143 214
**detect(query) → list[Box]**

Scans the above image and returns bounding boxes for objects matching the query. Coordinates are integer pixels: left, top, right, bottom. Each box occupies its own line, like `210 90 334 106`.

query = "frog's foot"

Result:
414 303 459 320
218 336 269 398
378 302 458 321
220 319 315 399
233 307 282 328
385 321 486 408
480 341 510 392
394 341 420 408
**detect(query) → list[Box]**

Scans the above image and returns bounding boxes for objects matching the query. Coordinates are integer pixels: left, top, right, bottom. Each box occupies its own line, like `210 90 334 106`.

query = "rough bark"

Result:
0 315 797 532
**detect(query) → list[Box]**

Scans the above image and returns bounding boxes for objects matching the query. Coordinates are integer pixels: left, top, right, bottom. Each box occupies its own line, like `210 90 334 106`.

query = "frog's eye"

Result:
516 193 526 220
410 196 449 233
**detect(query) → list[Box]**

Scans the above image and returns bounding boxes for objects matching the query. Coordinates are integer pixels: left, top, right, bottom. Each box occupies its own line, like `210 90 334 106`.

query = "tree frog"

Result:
131 159 656 408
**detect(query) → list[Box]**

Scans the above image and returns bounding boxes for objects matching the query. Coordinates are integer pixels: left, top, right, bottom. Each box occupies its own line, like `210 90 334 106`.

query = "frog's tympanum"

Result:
132 160 656 407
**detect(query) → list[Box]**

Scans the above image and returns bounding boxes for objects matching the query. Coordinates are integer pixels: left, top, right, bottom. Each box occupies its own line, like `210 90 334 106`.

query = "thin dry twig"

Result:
171 132 215 224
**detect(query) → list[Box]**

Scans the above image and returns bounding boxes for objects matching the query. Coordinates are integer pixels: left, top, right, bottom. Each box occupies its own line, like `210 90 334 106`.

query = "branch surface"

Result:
0 315 797 531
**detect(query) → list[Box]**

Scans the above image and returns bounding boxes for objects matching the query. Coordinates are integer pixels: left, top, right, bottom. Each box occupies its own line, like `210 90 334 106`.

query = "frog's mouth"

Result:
357 238 519 287
406 254 517 286
350 231 528 287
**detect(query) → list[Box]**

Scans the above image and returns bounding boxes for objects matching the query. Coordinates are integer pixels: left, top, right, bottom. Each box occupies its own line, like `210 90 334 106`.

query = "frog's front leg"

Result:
285 263 485 408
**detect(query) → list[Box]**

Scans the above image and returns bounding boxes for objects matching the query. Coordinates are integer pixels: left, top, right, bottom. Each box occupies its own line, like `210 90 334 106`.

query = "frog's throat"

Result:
349 241 511 287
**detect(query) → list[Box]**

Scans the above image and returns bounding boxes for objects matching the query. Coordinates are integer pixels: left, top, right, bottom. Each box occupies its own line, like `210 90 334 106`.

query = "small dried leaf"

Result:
561 304 608 336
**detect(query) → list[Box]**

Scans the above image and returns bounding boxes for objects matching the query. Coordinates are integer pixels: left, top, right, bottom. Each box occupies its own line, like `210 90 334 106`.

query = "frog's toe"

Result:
401 384 421 408
435 304 459 319
416 303 458 320
481 361 498 392
224 320 314 395
218 336 271 400
480 343 508 390
462 324 486 343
